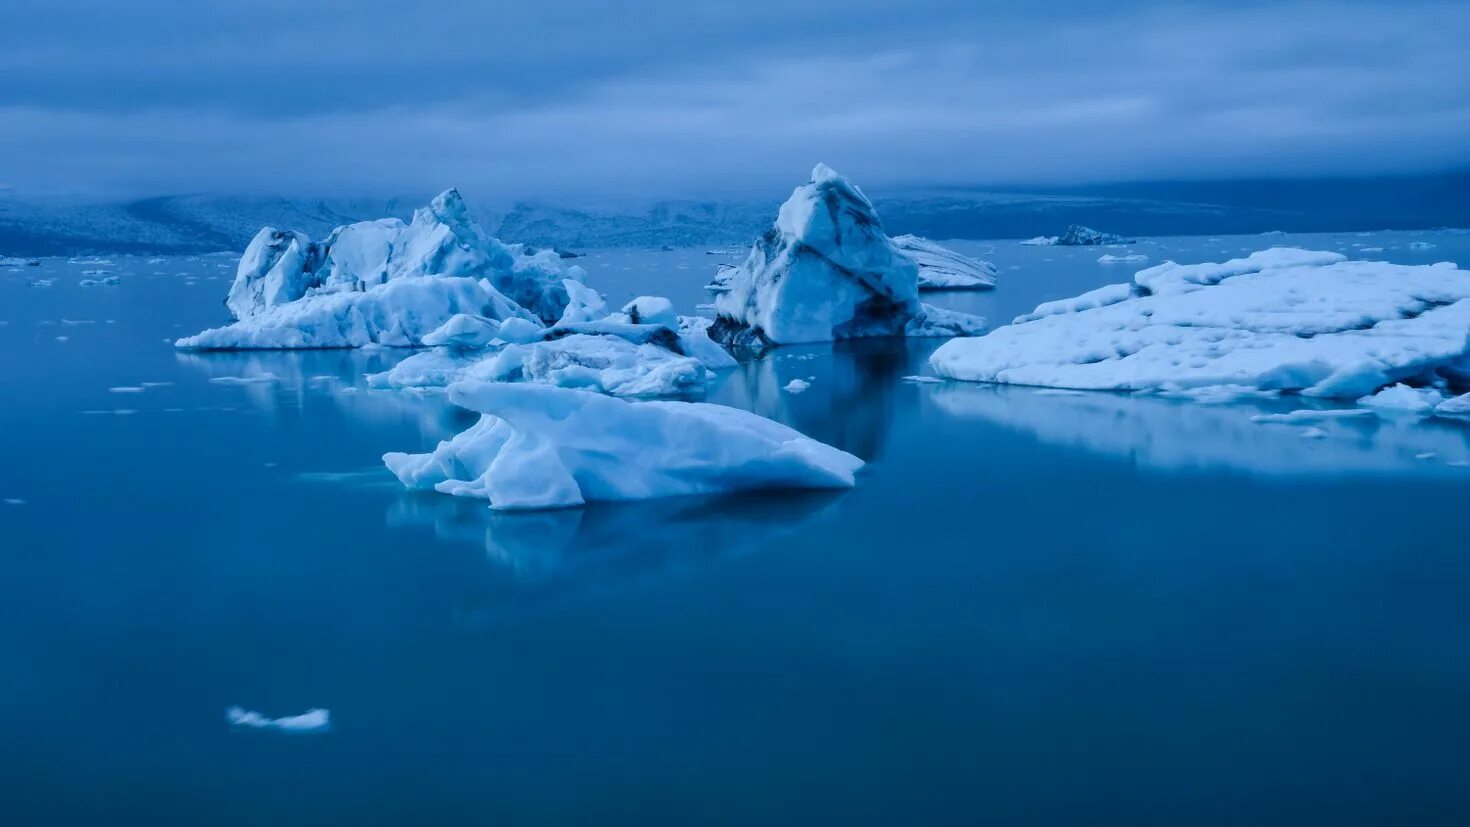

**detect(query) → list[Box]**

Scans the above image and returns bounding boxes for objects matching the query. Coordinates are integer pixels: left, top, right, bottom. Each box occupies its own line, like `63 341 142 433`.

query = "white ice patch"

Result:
783 378 811 393
384 382 862 510
226 706 331 733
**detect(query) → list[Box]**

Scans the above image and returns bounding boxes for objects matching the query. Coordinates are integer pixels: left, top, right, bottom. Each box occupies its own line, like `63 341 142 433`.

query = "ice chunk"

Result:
1097 254 1148 264
710 164 924 346
421 314 501 350
368 307 735 395
1358 383 1447 413
784 378 811 393
176 277 535 350
383 382 863 510
905 303 988 338
931 249 1470 399
1436 392 1470 417
226 706 331 733
617 296 678 328
466 334 709 398
890 235 997 291
555 280 607 326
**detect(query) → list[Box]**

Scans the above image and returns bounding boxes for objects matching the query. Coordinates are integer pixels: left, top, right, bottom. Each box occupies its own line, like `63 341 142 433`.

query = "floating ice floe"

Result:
384 382 863 510
367 285 735 397
889 235 997 291
1409 241 1437 251
226 706 331 734
1098 254 1148 264
709 164 984 347
179 189 582 349
930 248 1470 400
784 378 811 393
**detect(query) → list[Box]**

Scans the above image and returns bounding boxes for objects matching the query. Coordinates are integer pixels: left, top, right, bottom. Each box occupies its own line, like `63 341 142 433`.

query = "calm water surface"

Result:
2 231 1469 825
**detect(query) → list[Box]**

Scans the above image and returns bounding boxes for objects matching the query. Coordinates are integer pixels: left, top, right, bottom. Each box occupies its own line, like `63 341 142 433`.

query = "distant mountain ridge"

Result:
3 172 1466 256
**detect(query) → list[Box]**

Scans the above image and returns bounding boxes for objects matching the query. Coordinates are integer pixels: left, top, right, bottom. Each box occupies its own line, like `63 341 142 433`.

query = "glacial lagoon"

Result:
3 230 1470 823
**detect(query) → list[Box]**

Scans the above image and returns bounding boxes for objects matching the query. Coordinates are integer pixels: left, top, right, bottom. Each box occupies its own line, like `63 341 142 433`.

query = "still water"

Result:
2 231 1468 824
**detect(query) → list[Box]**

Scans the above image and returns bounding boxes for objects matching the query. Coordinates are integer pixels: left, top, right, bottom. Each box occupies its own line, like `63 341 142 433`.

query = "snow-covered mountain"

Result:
3 172 1465 255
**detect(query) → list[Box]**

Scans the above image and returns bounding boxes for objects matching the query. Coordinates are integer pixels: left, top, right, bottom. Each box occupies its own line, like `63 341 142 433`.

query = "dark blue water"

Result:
3 234 1469 825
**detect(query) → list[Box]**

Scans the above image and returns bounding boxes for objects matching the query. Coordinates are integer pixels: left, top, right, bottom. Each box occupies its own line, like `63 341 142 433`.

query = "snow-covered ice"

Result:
710 164 982 346
890 235 997 291
931 248 1470 399
384 382 863 510
226 706 331 733
1098 254 1148 264
177 276 536 350
367 292 734 397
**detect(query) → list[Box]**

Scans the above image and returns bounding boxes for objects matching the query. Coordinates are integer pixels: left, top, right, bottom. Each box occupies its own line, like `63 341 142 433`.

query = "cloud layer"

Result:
2 0 1467 197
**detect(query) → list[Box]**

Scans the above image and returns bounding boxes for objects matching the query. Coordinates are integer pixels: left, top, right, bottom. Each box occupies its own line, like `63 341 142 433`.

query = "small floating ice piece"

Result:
1097 254 1148 264
783 378 811 393
226 706 331 733
1357 383 1447 414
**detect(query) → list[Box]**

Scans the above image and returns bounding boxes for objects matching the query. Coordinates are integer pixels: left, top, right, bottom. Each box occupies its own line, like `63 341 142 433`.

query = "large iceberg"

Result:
709 164 984 347
890 235 997 291
384 382 864 510
930 248 1470 399
707 234 997 294
182 189 583 349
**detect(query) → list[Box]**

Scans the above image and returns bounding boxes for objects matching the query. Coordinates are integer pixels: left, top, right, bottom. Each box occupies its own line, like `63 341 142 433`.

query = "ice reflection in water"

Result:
931 382 1470 475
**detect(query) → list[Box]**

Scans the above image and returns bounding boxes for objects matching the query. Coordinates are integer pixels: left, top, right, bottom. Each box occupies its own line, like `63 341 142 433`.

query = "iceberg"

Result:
930 249 1470 399
890 235 997 291
1019 226 1135 247
383 382 864 510
710 164 983 347
185 189 584 349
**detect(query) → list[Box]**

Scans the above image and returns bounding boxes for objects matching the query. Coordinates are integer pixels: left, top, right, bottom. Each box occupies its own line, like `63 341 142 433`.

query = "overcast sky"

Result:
1 0 1467 199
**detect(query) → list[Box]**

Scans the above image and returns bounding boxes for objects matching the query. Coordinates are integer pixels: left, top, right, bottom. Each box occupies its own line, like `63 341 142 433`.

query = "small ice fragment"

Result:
3 498 24 506
226 706 331 733
902 375 943 384
783 378 811 393
109 386 146 394
209 373 280 385
1299 427 1328 439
